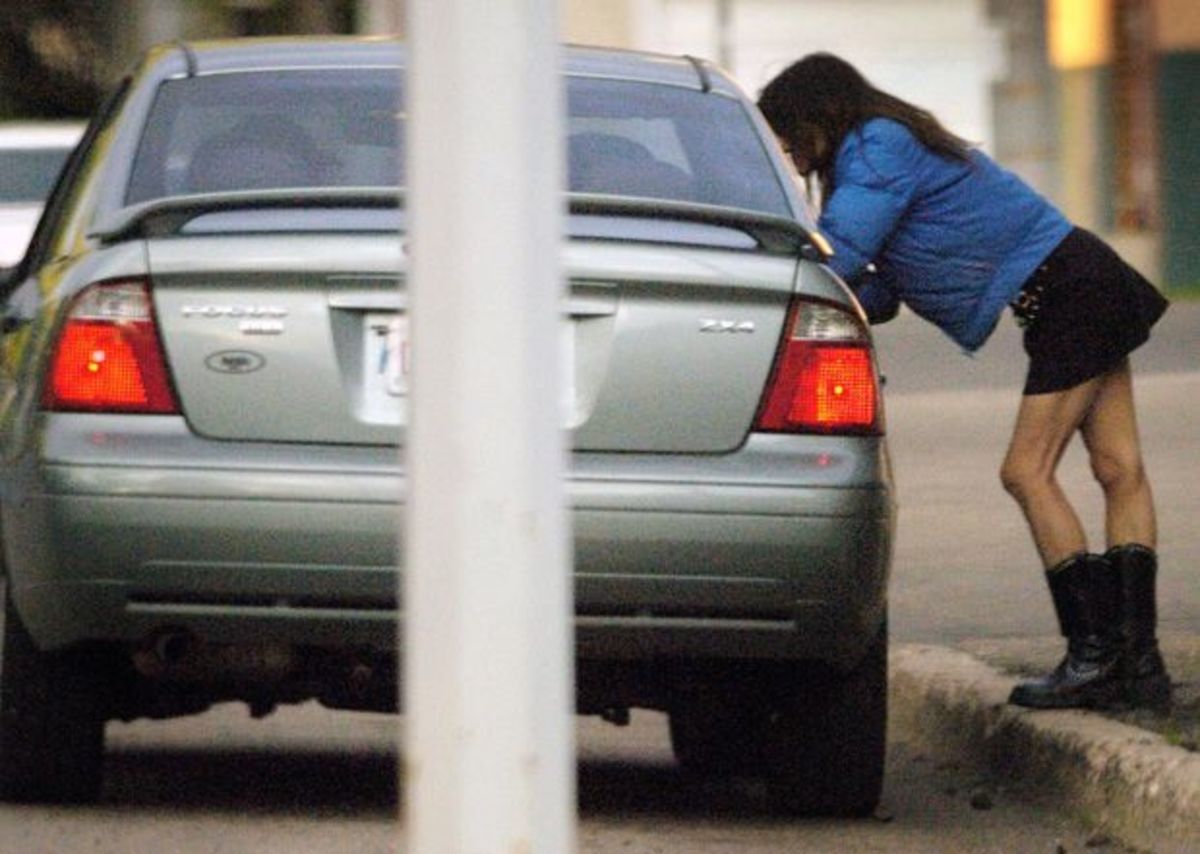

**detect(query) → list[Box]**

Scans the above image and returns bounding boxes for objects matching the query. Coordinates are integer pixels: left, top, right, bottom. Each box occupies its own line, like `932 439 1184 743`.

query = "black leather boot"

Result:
1009 553 1122 709
1108 544 1172 711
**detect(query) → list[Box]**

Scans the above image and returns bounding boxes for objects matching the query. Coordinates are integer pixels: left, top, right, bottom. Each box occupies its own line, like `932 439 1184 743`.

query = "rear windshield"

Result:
127 69 790 216
566 78 788 214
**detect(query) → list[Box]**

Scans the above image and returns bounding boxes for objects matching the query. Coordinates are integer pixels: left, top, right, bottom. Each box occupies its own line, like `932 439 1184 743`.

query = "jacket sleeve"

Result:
818 122 921 283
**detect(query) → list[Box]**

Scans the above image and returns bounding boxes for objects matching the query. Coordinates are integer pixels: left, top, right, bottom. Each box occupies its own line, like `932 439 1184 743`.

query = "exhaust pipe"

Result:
132 630 297 683
154 629 194 665
132 628 197 678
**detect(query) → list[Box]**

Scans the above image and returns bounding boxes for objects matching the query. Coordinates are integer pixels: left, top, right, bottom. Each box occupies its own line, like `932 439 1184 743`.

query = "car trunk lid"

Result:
147 227 799 453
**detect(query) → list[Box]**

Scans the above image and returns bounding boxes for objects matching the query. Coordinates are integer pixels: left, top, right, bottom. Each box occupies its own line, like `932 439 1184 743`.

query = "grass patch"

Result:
1167 282 1200 300
1117 699 1200 753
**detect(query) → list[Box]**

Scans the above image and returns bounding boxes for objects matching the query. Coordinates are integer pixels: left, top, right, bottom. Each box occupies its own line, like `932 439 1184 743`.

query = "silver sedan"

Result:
0 39 892 813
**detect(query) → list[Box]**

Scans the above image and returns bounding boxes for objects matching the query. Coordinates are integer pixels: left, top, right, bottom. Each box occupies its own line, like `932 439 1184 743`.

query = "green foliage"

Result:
0 0 363 121
1166 282 1200 301
0 0 109 118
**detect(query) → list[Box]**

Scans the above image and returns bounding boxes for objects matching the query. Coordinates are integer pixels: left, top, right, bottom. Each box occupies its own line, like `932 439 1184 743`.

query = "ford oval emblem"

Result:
205 350 266 375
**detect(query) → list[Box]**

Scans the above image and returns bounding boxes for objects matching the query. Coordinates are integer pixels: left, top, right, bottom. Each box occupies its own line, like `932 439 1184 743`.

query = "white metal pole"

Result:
360 0 403 35
716 0 734 71
404 2 574 853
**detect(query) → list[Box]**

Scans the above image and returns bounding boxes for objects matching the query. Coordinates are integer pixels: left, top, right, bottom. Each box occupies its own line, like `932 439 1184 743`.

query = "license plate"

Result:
363 312 576 416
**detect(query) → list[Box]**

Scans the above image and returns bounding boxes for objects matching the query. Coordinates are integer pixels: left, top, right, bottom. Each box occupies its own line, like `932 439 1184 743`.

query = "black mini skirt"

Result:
1014 227 1169 395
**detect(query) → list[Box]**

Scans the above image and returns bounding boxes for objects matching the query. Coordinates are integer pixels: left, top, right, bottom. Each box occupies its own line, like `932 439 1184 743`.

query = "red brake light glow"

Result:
755 300 881 434
43 280 179 414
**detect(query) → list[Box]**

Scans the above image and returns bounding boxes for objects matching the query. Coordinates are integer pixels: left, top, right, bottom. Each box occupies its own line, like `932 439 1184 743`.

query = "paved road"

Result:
4 301 1194 852
0 705 1112 853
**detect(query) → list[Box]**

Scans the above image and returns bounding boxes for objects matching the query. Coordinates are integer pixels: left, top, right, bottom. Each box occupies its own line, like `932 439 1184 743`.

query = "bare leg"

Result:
1000 375 1105 568
1003 369 1127 709
1004 361 1164 709
1079 359 1156 549
1080 361 1170 707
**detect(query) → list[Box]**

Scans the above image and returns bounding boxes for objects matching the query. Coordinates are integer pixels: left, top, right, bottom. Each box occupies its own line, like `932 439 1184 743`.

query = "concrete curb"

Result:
890 644 1200 854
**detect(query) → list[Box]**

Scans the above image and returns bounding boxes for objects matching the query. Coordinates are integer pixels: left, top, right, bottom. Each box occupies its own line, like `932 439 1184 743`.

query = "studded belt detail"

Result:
1011 265 1050 328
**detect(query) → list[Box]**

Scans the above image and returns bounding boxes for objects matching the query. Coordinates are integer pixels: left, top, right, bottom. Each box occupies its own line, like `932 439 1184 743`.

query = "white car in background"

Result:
0 122 84 266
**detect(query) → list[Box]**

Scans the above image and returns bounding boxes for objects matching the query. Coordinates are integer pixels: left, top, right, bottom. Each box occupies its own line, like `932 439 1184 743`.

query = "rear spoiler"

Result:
90 188 831 261
89 188 401 243
568 195 830 260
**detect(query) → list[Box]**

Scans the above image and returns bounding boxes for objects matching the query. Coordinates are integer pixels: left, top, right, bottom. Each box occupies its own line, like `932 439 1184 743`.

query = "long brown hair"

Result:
758 53 972 192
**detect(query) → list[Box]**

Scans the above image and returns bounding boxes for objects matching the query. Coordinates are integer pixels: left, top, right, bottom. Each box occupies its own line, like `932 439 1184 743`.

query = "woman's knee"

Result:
1090 446 1146 495
1000 454 1040 501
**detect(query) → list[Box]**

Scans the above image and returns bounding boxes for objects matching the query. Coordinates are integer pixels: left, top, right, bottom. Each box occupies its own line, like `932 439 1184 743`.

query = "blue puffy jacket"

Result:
820 118 1072 351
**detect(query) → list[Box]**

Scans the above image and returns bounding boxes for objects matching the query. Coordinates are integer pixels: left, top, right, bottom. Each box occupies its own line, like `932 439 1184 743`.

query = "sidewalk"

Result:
890 633 1200 854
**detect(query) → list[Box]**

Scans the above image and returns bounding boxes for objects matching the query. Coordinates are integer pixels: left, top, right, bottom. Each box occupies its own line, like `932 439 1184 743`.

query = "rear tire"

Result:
668 686 771 776
765 621 888 816
0 583 108 803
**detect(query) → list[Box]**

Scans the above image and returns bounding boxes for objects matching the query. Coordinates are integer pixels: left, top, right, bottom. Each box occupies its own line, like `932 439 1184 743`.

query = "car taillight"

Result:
755 299 882 434
42 279 179 414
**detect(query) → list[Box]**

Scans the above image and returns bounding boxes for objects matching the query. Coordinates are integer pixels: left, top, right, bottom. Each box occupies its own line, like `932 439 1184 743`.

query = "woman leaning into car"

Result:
757 53 1170 711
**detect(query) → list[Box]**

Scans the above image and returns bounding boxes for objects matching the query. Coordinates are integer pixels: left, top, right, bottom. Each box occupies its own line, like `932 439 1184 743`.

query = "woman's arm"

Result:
847 265 901 324
818 120 921 283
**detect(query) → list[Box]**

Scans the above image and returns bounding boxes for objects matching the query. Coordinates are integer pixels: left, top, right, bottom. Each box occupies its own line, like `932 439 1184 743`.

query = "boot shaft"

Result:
1107 543 1158 628
1106 544 1170 707
1046 553 1120 650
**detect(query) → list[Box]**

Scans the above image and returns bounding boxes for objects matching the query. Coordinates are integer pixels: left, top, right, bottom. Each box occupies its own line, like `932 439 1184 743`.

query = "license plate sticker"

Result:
368 313 410 397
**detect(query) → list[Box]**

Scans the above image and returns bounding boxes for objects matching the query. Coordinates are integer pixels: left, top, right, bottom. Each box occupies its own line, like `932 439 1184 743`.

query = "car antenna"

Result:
172 40 198 77
683 55 712 93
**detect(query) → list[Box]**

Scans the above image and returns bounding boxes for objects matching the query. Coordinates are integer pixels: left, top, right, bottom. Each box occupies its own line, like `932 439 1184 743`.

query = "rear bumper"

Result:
2 415 893 670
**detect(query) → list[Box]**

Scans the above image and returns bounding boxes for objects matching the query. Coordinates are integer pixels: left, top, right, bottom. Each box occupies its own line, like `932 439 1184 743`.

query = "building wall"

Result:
1155 0 1200 286
1036 0 1199 287
987 0 1058 197
639 0 1005 153
562 1 635 47
1049 10 1112 237
1155 0 1200 50
357 0 404 35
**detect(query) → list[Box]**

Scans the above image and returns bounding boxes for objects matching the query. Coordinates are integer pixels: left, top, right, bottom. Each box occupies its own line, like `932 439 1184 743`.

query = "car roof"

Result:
146 37 741 97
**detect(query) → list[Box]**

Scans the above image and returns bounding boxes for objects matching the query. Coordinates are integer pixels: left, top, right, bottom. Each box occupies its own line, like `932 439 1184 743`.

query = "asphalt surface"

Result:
0 704 1120 853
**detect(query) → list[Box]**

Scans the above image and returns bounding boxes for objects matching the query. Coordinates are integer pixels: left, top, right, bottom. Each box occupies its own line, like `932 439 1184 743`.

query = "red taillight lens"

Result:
755 300 881 434
43 280 179 414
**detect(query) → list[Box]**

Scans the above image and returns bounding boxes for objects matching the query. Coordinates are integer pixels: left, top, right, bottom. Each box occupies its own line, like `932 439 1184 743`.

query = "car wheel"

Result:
765 620 887 817
0 583 109 803
668 686 771 776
